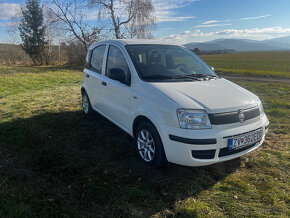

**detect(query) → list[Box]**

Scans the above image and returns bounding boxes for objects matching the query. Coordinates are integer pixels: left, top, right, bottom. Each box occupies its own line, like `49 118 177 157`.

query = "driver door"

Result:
99 45 132 131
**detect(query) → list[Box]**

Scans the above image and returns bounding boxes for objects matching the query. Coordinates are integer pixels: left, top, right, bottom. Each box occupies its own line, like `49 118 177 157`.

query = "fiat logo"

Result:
239 110 245 123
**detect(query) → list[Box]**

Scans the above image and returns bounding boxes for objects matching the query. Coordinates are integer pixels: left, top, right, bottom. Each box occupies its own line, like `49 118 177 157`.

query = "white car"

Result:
81 39 269 167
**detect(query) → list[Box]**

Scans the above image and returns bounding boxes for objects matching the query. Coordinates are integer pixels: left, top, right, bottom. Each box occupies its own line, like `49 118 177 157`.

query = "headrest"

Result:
150 51 161 63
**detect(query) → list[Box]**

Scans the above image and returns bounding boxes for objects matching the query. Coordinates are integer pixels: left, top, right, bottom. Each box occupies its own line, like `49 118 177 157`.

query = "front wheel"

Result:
136 122 167 168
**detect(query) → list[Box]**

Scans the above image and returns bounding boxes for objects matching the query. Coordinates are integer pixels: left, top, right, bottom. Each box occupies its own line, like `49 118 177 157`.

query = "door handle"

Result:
86 74 89 78
101 81 107 86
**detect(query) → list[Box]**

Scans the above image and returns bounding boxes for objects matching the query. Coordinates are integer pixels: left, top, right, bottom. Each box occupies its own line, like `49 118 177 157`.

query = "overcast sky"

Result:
0 0 290 44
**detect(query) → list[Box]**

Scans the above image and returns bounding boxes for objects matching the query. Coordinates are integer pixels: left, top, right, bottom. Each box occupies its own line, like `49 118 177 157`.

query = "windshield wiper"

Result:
177 74 218 79
142 74 218 81
194 73 218 78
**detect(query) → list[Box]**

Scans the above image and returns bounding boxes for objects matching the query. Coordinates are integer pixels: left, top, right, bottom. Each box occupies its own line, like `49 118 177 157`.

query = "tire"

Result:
81 91 95 116
135 122 167 168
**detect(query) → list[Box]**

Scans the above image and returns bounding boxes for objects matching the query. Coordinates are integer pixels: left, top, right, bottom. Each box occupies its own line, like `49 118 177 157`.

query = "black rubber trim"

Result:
192 149 216 159
208 106 260 125
265 123 269 130
219 142 259 157
223 127 262 139
169 135 217 145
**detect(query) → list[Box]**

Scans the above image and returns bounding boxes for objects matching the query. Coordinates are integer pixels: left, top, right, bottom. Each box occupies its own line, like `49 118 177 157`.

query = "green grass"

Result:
0 65 82 97
0 64 289 217
200 51 290 78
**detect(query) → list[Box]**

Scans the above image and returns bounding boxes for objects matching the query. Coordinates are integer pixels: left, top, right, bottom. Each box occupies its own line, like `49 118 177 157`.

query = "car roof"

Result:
89 39 178 50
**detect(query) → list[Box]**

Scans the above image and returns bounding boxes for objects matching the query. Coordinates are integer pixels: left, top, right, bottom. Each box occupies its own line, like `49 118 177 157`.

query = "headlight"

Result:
258 101 264 116
177 109 211 129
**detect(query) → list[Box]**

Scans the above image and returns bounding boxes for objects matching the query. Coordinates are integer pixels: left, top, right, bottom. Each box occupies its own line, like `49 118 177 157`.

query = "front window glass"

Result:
126 44 217 82
106 45 130 82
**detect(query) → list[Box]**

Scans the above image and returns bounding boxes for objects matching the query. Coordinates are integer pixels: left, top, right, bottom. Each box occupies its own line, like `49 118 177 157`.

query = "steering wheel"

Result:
175 64 189 73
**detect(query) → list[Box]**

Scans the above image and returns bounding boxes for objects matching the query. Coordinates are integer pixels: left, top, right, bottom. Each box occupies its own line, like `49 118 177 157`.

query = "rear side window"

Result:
90 45 106 73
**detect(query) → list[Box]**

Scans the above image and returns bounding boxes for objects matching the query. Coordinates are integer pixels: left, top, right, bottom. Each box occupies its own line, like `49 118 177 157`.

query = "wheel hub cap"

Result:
82 95 89 113
137 129 155 162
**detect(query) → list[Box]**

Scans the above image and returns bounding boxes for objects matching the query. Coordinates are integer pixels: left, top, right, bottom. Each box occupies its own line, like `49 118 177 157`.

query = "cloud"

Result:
195 23 232 28
240 14 272 20
202 20 220 24
161 27 290 44
179 30 192 35
163 30 194 44
0 3 21 20
86 0 198 22
153 0 198 22
205 27 290 36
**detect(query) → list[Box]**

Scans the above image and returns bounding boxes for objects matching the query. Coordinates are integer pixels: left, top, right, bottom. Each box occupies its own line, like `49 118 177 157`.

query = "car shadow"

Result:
0 110 241 217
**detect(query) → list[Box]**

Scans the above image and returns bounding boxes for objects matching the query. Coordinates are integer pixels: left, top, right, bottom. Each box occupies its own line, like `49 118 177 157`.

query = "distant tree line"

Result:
191 48 235 55
0 44 32 65
0 42 75 65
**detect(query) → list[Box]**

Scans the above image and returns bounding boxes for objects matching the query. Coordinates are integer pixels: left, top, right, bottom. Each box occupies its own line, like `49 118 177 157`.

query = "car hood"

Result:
149 78 259 113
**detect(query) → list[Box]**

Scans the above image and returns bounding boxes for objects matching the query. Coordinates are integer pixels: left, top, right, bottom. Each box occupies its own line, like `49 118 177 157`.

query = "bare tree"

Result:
89 0 156 39
43 5 55 64
49 0 102 52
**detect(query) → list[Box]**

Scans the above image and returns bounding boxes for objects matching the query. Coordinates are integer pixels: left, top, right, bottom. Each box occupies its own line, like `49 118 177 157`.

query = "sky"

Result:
0 0 290 44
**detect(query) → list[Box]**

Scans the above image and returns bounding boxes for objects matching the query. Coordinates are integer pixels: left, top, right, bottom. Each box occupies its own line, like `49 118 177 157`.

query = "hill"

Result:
184 36 290 51
262 36 290 49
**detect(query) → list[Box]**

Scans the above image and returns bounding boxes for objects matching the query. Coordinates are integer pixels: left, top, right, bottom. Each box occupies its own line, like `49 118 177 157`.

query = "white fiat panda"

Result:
81 39 269 167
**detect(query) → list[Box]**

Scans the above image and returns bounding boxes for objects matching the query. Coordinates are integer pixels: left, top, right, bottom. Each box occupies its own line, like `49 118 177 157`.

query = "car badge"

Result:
239 110 245 123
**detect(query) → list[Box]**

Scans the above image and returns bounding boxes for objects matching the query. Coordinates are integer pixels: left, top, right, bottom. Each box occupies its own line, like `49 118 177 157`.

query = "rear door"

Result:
84 44 107 109
99 44 132 131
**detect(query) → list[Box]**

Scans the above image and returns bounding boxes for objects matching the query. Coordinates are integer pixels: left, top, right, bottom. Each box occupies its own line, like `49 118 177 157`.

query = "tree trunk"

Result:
31 56 36 65
114 26 121 39
40 54 43 65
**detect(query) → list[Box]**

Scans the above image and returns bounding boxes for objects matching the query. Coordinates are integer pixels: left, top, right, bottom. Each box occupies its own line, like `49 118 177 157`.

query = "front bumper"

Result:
158 114 269 166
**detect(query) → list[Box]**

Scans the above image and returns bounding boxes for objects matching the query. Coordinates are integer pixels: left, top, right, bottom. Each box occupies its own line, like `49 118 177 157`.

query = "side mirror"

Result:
210 66 215 72
108 68 130 85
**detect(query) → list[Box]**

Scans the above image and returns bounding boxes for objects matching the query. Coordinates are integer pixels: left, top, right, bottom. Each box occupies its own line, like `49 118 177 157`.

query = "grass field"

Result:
200 51 290 78
0 55 289 217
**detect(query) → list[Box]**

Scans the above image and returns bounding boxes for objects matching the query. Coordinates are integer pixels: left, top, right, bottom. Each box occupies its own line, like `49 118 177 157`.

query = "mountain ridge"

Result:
184 36 290 51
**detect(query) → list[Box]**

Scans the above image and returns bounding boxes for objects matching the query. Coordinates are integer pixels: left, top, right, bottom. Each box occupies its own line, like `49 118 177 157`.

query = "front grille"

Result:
192 149 216 159
218 142 258 157
208 106 260 125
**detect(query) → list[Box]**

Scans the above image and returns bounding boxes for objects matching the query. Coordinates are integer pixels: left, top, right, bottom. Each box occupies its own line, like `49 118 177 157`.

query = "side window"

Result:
106 45 130 82
90 45 106 73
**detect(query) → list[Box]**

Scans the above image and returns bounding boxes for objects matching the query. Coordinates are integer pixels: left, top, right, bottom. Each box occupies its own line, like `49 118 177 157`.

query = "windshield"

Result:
126 44 217 82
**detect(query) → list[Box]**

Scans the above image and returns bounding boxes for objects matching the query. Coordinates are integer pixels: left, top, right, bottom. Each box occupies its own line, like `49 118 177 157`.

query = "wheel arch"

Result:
132 114 168 165
81 87 86 94
132 115 156 139
81 86 91 103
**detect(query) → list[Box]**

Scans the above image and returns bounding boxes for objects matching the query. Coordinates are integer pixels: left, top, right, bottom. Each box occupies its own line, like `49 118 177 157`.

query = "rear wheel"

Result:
136 122 167 168
82 91 95 116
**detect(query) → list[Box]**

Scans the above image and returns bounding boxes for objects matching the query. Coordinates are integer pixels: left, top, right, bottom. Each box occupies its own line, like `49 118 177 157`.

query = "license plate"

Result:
228 128 263 150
